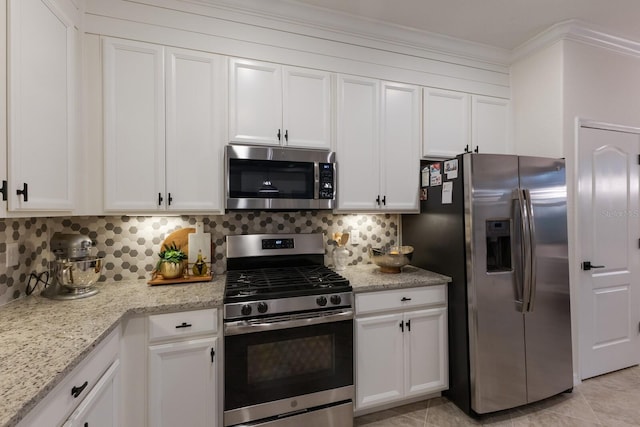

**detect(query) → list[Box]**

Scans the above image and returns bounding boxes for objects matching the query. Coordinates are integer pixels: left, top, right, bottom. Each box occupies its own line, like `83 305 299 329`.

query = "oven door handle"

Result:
224 309 353 336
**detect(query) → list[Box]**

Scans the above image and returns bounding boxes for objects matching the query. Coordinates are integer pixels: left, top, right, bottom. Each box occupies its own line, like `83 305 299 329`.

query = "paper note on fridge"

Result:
442 182 453 204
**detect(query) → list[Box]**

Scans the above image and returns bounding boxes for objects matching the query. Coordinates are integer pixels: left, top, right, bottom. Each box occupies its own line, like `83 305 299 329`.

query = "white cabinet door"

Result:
336 75 380 211
283 66 331 149
149 337 217 427
229 58 282 145
472 95 511 155
380 81 420 212
103 37 165 211
404 307 448 397
63 359 121 427
355 313 404 409
8 0 77 211
423 88 470 158
165 48 226 212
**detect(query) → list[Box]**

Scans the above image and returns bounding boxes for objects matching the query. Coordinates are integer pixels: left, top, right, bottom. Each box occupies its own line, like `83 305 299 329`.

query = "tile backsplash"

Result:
0 212 399 306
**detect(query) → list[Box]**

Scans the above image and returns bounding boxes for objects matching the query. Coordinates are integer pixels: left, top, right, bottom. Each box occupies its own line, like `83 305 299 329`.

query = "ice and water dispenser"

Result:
486 220 511 272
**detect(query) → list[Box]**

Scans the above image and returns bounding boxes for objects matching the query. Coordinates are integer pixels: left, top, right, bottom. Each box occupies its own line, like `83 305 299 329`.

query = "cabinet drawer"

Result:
356 285 446 315
18 327 120 427
148 308 217 341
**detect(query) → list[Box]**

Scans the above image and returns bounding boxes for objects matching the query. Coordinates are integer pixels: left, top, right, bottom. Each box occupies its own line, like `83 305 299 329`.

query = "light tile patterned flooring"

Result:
354 365 640 426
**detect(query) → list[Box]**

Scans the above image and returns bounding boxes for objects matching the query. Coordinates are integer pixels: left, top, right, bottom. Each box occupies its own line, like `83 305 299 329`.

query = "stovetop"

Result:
225 265 351 302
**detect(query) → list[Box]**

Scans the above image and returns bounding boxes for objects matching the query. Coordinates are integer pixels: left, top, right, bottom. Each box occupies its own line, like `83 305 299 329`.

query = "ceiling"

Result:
290 0 640 50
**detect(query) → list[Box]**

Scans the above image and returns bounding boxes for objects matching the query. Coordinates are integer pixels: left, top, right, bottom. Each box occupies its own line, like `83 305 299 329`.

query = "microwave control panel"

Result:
318 163 334 199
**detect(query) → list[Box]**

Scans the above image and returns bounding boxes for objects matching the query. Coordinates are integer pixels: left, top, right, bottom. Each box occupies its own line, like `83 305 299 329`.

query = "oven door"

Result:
224 312 353 425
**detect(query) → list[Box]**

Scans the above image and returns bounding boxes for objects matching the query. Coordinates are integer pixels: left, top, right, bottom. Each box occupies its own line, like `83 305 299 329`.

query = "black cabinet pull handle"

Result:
168 193 173 206
210 348 215 363
285 130 288 142
399 321 404 332
158 192 163 206
0 180 7 201
376 195 381 206
84 423 88 427
16 183 28 202
582 261 605 271
277 129 281 141
401 297 412 302
464 144 470 153
474 146 479 153
175 322 192 329
382 196 386 206
405 319 411 332
71 381 88 398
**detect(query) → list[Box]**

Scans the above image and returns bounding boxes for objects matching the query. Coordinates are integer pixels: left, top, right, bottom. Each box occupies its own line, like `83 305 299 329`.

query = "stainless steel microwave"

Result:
225 145 336 210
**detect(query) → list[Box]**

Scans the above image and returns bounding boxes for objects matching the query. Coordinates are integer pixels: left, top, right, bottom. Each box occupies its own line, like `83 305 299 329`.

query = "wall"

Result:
0 212 399 306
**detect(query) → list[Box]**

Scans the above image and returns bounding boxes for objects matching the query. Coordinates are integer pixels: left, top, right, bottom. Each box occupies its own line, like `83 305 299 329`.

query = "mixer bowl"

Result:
54 256 104 290
369 246 414 273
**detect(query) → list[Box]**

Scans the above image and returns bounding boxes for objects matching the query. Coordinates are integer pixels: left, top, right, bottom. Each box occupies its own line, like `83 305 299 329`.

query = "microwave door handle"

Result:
314 162 320 200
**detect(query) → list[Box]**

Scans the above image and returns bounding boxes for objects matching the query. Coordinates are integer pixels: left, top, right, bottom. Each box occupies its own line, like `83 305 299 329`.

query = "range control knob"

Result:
241 304 252 316
316 296 328 306
330 295 342 305
257 302 268 314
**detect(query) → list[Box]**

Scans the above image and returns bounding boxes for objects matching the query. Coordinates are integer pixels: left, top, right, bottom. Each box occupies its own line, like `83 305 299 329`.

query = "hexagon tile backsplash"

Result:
0 213 399 306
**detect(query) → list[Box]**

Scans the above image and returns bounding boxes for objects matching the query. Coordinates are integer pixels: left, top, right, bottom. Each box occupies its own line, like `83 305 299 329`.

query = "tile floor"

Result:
354 365 640 426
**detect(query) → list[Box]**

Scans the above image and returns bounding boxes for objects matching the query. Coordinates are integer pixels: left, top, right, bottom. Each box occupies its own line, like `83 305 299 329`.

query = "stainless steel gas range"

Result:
223 233 354 427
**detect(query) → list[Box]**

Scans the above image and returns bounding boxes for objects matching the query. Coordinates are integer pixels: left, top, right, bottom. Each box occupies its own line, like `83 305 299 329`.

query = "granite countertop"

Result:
340 264 451 292
0 264 449 427
0 276 225 427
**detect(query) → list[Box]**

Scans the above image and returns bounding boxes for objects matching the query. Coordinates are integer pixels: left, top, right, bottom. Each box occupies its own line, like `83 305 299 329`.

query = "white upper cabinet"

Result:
422 88 470 158
423 88 510 158
471 95 511 155
336 76 419 212
380 81 420 212
336 75 380 211
229 58 332 149
103 38 226 212
7 0 78 211
165 48 226 212
103 38 165 211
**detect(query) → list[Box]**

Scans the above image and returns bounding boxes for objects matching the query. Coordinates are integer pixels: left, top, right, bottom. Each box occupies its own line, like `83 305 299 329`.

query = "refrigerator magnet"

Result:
430 173 442 186
444 159 458 179
442 181 453 204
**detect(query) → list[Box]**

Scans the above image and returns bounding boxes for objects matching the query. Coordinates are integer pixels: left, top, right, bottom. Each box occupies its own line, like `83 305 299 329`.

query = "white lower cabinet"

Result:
146 309 219 427
355 287 448 412
148 337 217 427
63 359 121 427
17 327 121 427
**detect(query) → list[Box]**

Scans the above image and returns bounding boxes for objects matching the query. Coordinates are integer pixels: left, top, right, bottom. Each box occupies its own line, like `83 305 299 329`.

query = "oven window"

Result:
225 319 353 410
248 334 334 385
228 159 314 199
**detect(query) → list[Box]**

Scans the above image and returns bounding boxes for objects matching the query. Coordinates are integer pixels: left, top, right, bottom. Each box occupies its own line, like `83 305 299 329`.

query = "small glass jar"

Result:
332 246 349 271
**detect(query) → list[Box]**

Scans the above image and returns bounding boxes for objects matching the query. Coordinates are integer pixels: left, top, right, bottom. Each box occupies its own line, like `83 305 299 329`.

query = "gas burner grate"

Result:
225 265 350 298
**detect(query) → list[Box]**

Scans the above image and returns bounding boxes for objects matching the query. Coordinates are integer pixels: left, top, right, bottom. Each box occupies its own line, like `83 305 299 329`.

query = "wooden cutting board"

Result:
161 227 195 254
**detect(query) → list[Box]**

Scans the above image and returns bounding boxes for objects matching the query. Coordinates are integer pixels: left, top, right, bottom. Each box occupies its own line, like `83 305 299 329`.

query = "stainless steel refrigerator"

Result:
402 153 572 416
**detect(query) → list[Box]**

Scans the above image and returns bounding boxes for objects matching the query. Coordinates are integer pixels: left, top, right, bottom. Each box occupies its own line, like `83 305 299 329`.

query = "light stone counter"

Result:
0 276 225 427
340 264 451 292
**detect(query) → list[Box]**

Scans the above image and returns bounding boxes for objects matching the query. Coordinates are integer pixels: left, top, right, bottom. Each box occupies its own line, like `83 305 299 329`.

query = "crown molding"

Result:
169 0 512 70
511 19 640 63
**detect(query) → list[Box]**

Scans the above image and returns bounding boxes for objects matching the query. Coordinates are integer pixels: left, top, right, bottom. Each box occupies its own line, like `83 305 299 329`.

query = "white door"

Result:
8 0 77 211
103 37 165 211
355 313 404 409
229 58 282 145
63 360 121 427
423 88 470 158
149 337 217 427
380 81 420 212
471 95 510 154
578 124 640 379
282 66 331 149
404 307 448 397
165 48 226 212
336 75 379 211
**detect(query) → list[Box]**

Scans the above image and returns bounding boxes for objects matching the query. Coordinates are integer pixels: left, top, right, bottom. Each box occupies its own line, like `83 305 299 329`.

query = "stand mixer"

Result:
41 233 104 300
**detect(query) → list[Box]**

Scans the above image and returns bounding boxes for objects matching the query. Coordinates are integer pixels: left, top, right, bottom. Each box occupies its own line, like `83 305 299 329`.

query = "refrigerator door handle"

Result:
514 189 531 313
523 188 537 312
